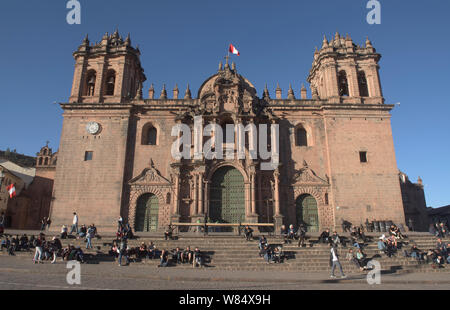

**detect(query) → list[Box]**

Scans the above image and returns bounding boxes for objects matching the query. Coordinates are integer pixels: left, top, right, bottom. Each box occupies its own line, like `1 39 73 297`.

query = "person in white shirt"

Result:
330 244 346 279
69 212 78 235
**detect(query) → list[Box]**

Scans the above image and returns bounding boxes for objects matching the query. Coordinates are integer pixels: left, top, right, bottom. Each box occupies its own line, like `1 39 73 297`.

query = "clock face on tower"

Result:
86 122 100 135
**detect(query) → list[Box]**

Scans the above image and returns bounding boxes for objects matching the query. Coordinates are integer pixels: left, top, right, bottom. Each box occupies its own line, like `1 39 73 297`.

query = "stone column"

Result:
170 167 181 229
244 181 251 217
347 63 360 98
69 57 85 102
274 169 280 216
367 64 382 98
198 173 204 215
257 172 263 216
324 62 339 98
246 165 258 223
93 59 106 101
204 180 210 217
251 173 256 214
273 168 284 233
174 173 180 214
193 173 198 215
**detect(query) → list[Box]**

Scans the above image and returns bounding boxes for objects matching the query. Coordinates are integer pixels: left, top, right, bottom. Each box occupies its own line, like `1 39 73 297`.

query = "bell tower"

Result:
69 30 146 104
307 33 383 104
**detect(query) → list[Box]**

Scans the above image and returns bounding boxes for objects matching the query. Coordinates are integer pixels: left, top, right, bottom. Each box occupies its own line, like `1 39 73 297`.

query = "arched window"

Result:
147 127 157 145
295 126 308 146
141 123 158 145
39 158 43 165
85 70 96 96
44 158 48 165
105 70 116 96
358 71 369 97
338 71 349 96
43 149 47 155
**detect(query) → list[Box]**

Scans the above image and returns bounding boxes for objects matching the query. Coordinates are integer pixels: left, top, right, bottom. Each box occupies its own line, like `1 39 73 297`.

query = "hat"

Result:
379 234 386 239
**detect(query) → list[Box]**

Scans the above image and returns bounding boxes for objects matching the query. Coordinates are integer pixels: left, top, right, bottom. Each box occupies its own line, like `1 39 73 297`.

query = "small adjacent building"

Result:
0 146 57 229
428 205 450 227
399 171 429 231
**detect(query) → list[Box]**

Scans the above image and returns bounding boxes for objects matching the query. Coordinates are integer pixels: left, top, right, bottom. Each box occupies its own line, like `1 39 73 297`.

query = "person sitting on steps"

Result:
164 225 174 240
244 225 253 241
272 246 284 263
318 229 330 244
357 226 367 242
147 241 156 259
287 224 296 243
173 247 183 264
193 247 203 268
258 236 268 251
350 226 358 238
158 249 169 267
355 248 368 271
183 246 193 264
330 231 342 248
138 242 147 260
346 248 361 270
280 225 288 244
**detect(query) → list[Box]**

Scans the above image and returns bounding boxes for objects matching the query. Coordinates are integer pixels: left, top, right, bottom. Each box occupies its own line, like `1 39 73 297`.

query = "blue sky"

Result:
0 1 449 207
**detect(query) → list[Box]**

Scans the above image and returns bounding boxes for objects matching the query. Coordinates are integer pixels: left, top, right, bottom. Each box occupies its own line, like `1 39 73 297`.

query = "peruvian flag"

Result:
229 44 240 56
7 184 16 199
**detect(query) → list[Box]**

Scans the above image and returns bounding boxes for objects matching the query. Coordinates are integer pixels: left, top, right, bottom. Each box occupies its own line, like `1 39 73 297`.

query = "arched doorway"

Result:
135 193 159 232
209 166 245 225
296 194 319 232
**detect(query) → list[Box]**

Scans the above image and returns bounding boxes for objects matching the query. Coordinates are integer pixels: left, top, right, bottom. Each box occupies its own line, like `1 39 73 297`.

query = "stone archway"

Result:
209 166 245 225
295 194 319 232
135 193 159 232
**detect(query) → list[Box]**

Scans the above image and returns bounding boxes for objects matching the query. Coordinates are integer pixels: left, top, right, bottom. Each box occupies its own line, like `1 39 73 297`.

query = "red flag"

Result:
7 184 16 199
229 44 240 56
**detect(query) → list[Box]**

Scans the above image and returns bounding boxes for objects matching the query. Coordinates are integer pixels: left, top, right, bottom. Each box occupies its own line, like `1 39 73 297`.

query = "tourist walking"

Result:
40 217 47 231
118 237 129 266
69 212 78 235
330 244 346 279
33 233 45 264
86 225 95 249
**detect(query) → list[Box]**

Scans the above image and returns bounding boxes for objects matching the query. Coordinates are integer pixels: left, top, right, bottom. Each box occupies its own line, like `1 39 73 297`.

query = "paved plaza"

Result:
0 256 448 290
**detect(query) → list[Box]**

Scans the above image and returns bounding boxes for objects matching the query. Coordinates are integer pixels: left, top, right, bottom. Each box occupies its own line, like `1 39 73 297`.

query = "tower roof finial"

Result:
184 84 192 99
322 35 329 48
288 83 295 99
160 84 167 99
263 83 270 100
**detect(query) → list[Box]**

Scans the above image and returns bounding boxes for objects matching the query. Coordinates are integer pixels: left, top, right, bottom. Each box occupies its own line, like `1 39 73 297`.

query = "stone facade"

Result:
399 172 428 231
50 31 407 233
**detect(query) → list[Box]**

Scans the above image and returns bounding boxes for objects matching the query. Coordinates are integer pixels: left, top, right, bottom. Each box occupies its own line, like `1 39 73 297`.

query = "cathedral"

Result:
50 31 407 233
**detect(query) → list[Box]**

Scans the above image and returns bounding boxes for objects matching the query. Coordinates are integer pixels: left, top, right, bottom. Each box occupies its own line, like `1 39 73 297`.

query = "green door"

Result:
296 194 319 232
135 193 159 232
210 166 245 224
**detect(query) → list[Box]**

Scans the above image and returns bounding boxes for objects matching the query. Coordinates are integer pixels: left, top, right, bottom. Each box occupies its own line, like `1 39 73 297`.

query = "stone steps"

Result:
3 234 448 274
